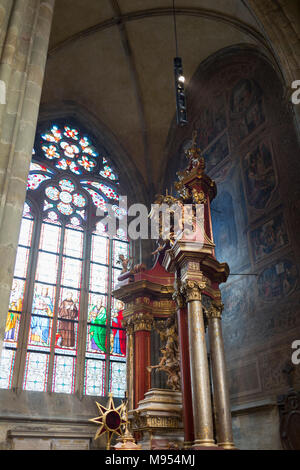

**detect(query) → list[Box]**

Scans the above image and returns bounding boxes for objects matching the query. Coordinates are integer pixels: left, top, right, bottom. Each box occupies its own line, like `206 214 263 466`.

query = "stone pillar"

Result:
207 302 235 449
133 313 152 408
0 0 55 350
173 283 194 448
123 317 134 412
181 279 216 448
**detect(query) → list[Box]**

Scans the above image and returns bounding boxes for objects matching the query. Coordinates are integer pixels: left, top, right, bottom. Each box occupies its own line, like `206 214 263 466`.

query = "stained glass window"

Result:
0 121 128 398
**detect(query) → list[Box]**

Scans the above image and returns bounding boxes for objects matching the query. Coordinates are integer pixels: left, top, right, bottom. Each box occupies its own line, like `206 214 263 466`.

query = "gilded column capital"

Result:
172 278 185 308
132 313 153 332
180 278 206 302
122 317 134 335
207 301 224 320
172 290 184 308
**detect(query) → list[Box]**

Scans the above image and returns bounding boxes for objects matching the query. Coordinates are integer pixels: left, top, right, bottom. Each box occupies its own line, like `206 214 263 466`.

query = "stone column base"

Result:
128 388 184 450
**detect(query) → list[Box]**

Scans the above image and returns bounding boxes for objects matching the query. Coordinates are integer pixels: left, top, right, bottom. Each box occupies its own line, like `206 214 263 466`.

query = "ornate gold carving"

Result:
174 179 191 201
206 301 224 320
152 300 174 309
122 317 134 335
148 314 181 391
172 278 184 308
192 188 207 204
131 411 181 431
181 279 206 302
132 313 153 332
185 130 204 168
136 297 150 305
172 289 184 308
117 254 134 274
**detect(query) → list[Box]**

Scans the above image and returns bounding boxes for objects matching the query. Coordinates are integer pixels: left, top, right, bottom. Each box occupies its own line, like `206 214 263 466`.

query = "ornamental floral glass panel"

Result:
63 227 84 258
91 233 109 265
18 218 34 247
81 181 119 201
39 222 61 253
52 355 75 394
61 257 82 289
84 359 105 396
109 361 126 398
27 173 51 190
89 263 108 293
23 352 49 392
38 124 102 177
35 251 59 284
0 349 15 389
1 120 127 398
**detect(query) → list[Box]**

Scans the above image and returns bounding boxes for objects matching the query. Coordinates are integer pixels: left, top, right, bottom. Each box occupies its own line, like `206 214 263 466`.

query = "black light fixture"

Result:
173 1 188 126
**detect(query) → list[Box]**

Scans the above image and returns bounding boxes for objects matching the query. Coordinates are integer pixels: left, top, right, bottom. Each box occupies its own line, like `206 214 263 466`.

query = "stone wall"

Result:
232 400 282 450
0 389 121 449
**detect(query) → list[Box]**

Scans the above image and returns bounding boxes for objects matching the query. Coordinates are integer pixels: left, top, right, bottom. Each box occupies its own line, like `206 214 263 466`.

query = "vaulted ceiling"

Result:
41 0 273 199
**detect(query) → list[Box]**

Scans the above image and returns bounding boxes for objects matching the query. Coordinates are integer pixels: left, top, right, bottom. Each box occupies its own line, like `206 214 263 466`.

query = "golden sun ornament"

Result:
89 393 127 450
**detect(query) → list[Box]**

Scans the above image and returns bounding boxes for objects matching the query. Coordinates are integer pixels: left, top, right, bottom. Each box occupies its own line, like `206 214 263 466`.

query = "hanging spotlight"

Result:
172 1 188 127
174 57 188 126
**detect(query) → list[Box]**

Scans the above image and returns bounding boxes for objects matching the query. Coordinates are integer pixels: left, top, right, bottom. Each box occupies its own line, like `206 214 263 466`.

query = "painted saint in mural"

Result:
5 280 23 341
204 133 229 173
245 98 265 134
196 94 227 151
258 259 298 300
30 286 54 345
57 291 78 348
230 80 265 147
88 297 107 353
243 142 276 209
111 300 126 356
251 214 288 262
230 79 253 114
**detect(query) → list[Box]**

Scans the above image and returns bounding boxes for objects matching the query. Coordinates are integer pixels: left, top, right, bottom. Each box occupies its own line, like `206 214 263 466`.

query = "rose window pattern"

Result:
38 124 118 178
26 121 125 228
0 122 128 398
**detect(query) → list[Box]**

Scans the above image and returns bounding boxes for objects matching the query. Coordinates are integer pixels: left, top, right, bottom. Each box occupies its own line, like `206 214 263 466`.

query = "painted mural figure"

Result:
57 291 78 348
5 280 23 341
111 300 126 356
251 215 288 262
88 297 107 352
258 260 298 300
246 98 264 133
230 79 253 114
244 143 276 209
30 286 53 345
204 133 229 173
196 95 227 151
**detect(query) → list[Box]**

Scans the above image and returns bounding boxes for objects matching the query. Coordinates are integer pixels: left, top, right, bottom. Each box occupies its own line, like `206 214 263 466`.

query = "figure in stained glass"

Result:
111 300 126 356
30 286 54 345
57 291 78 348
5 280 23 341
88 297 107 353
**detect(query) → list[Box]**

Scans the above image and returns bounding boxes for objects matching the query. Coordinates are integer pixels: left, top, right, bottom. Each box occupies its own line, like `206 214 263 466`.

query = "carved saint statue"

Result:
147 314 181 391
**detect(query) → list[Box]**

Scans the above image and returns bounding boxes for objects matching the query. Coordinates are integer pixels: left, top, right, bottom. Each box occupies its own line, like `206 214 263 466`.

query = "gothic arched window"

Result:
0 121 128 397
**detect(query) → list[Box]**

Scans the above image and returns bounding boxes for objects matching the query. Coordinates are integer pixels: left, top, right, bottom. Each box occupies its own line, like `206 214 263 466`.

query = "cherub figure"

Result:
147 314 181 391
117 254 133 274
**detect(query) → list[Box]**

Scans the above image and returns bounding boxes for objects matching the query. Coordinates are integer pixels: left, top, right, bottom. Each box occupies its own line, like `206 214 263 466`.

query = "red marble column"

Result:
133 314 152 408
177 306 194 447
